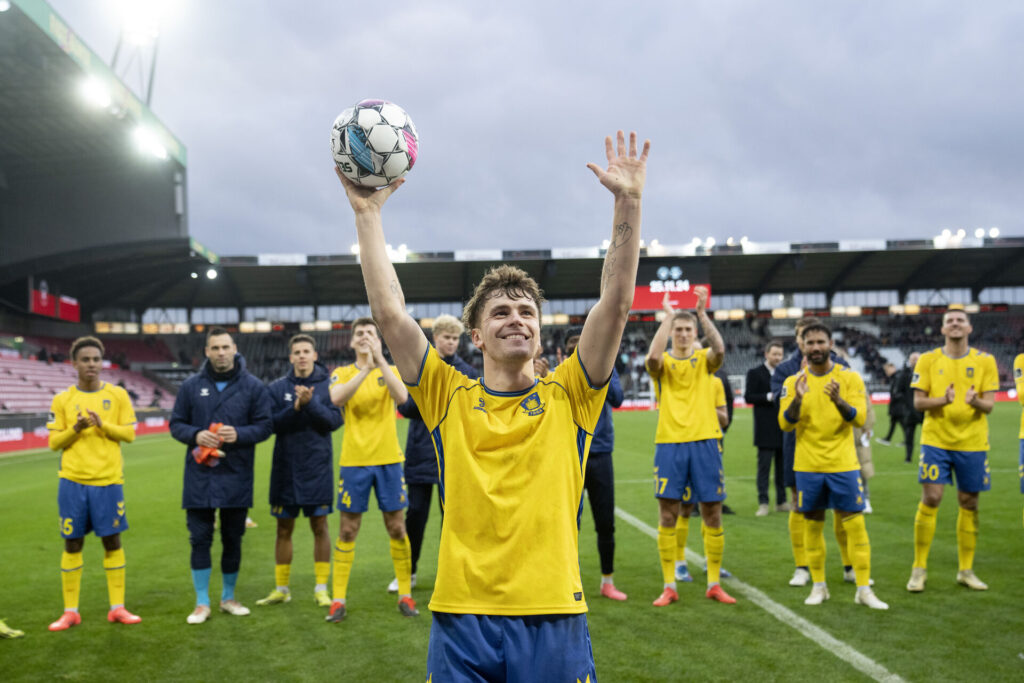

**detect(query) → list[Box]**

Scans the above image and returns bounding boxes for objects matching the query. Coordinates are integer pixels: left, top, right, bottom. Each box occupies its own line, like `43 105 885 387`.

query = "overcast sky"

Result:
49 0 1024 257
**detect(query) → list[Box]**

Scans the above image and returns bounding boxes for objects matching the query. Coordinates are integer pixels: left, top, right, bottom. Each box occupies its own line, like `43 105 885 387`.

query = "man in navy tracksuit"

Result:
170 327 273 625
771 317 849 588
256 334 343 609
387 315 478 593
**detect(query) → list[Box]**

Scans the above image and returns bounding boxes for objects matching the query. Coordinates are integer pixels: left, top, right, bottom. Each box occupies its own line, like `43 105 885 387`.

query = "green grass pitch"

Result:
1 404 1023 681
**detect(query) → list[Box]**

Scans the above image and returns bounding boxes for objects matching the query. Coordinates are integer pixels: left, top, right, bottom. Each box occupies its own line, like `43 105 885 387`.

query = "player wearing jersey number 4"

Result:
907 307 997 593
335 130 648 682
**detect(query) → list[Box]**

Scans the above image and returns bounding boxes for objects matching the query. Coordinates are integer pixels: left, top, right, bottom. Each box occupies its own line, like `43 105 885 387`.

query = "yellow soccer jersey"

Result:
713 375 727 409
330 364 403 467
406 346 607 616
47 384 137 486
646 348 722 443
1015 354 1024 439
778 364 866 473
912 347 999 451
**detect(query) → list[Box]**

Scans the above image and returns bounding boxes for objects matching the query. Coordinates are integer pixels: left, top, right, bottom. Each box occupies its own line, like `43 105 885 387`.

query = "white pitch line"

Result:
614 505 907 683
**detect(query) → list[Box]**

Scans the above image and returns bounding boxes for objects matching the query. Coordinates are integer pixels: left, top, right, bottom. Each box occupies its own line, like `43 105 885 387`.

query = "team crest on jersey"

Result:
780 386 788 399
200 388 210 397
966 367 974 378
690 358 698 367
1016 368 1023 380
48 411 56 423
520 392 545 416
103 399 111 410
377 377 385 386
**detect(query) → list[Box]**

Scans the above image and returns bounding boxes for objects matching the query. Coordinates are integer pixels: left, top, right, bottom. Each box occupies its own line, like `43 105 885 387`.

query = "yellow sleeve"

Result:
47 394 77 450
910 353 930 393
645 354 663 380
553 350 608 433
1014 354 1024 406
714 377 726 408
980 354 999 394
405 347 462 429
847 371 867 428
778 375 797 431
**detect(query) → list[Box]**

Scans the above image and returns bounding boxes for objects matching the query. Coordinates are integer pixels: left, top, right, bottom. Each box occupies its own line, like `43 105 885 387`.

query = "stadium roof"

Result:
4 236 1021 319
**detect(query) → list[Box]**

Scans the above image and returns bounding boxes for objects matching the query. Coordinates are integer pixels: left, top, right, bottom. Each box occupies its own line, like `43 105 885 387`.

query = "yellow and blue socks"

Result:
913 502 938 569
191 567 212 607
332 540 355 603
389 536 413 597
61 551 84 612
657 525 676 587
805 518 827 584
833 512 851 569
674 516 690 573
956 507 979 572
789 510 808 571
841 513 872 587
103 548 126 608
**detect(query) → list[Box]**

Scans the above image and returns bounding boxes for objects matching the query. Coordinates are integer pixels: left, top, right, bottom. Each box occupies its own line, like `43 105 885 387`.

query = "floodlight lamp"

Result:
80 77 112 108
941 229 951 238
206 269 218 280
974 228 985 238
190 272 198 279
989 227 1000 238
704 237 716 248
132 126 167 160
350 243 360 255
0 2 11 12
726 237 735 246
601 239 610 249
955 229 965 239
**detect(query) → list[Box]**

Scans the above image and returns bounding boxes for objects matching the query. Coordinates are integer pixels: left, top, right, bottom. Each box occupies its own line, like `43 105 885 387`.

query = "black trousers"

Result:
186 507 247 573
756 447 786 505
585 452 616 576
405 482 444 574
901 419 919 462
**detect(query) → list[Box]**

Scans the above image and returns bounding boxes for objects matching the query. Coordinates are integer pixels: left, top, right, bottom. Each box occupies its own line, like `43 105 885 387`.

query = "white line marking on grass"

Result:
615 505 907 683
0 433 171 464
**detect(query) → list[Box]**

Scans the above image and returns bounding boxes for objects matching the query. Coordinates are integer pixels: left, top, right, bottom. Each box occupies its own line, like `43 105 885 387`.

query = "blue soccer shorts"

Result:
426 612 596 683
337 463 408 513
918 445 991 492
653 439 725 504
271 503 332 519
58 479 128 539
795 470 864 513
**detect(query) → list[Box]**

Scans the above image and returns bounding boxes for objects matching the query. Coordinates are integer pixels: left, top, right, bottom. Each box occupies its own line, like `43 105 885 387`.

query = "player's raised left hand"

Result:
964 384 977 406
86 409 103 428
694 286 709 313
335 167 404 215
587 131 650 199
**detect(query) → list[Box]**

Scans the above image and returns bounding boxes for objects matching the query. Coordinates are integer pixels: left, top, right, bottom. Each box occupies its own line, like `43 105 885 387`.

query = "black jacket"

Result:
745 363 783 449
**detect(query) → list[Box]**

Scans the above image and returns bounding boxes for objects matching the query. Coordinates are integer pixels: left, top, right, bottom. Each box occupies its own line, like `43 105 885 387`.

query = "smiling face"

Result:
350 323 378 356
73 344 103 387
471 292 541 364
941 311 971 343
205 333 236 373
802 329 833 367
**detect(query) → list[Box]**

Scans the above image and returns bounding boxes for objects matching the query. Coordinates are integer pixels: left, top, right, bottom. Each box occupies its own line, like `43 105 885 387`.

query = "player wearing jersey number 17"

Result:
907 307 997 593
47 336 141 631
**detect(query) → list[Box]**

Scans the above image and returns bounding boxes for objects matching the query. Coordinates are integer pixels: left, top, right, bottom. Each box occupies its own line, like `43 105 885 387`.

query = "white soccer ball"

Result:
330 99 419 188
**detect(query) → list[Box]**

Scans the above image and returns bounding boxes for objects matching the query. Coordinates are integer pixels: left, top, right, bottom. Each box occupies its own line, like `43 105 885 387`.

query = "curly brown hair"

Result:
461 265 545 330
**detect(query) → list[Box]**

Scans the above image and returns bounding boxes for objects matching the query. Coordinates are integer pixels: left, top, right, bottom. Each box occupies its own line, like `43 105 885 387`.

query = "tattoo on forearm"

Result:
389 279 399 296
600 222 633 293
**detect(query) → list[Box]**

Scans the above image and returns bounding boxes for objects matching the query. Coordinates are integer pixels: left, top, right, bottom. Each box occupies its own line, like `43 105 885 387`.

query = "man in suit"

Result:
746 341 786 516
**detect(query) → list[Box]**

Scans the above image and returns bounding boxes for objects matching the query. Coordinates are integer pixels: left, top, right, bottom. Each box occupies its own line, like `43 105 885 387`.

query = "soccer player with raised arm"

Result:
647 289 736 607
47 336 140 631
257 334 343 608
778 322 887 610
325 318 414 621
335 130 647 681
907 307 998 592
1016 353 1024 528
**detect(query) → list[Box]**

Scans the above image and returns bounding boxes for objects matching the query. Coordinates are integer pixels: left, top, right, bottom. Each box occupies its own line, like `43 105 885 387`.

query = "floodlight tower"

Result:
109 2 162 105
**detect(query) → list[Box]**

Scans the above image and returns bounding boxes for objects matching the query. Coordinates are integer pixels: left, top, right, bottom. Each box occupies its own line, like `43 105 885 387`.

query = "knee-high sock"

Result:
314 561 330 589
61 551 84 611
103 548 126 608
221 572 238 602
703 524 724 585
833 512 851 567
389 536 412 596
274 564 291 591
956 507 979 572
842 514 871 587
191 567 211 607
913 502 938 569
674 516 690 564
332 540 355 602
805 518 827 584
789 511 807 567
657 525 676 585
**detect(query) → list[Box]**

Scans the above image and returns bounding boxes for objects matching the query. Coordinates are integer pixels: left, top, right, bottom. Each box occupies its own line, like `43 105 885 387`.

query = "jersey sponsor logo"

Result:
473 397 487 413
200 388 210 397
912 372 921 383
284 392 293 402
103 399 111 410
966 367 974 378
520 392 546 416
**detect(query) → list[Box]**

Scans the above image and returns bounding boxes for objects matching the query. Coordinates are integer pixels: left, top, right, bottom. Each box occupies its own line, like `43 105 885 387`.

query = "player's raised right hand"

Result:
335 167 404 215
944 383 956 405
